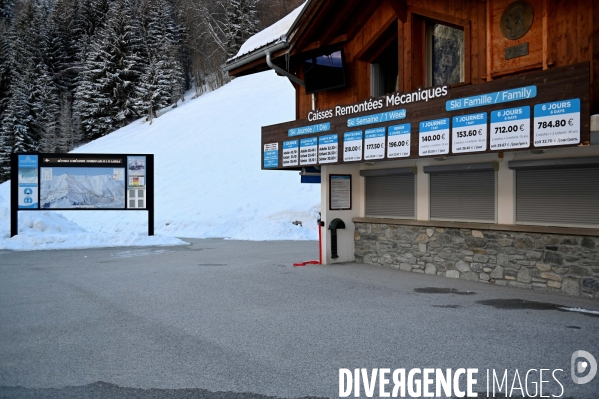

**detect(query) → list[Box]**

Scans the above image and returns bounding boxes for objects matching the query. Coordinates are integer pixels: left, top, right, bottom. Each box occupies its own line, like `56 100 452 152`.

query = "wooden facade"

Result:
228 0 599 119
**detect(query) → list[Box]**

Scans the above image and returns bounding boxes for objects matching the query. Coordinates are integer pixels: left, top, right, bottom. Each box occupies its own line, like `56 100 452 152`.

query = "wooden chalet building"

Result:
224 0 599 298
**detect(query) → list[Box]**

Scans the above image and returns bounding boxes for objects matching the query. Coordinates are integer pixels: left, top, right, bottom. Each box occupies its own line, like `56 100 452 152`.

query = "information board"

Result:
263 143 279 168
329 175 351 210
17 155 39 209
11 153 154 237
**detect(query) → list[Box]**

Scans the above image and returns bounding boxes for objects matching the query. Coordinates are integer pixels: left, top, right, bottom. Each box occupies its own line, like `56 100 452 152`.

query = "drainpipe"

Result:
265 50 305 87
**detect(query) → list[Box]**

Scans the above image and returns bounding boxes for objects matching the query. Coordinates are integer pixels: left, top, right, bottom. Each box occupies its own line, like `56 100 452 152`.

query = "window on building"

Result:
371 37 399 97
425 21 464 87
362 169 415 219
429 170 496 223
515 167 599 228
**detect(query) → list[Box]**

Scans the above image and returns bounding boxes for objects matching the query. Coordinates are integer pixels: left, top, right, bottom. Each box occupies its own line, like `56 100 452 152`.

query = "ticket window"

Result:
362 169 415 219
515 167 599 228
429 170 496 223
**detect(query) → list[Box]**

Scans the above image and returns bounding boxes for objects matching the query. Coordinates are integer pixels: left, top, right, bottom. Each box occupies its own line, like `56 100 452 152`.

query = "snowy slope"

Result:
0 71 320 250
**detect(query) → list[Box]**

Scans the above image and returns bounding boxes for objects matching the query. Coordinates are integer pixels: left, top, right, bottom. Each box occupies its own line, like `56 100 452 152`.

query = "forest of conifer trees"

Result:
0 0 303 181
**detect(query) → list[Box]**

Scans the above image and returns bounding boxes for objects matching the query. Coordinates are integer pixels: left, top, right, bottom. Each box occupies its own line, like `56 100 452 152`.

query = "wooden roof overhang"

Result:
225 0 407 79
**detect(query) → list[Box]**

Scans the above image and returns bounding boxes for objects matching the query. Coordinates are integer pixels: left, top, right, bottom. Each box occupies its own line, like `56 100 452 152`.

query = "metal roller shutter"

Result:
365 175 415 218
430 171 496 222
516 168 599 227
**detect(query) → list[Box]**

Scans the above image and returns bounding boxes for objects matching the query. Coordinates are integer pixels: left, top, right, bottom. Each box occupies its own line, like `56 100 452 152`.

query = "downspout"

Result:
265 49 305 87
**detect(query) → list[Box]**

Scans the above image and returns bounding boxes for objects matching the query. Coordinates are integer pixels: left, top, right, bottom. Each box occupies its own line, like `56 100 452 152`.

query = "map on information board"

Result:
40 167 126 209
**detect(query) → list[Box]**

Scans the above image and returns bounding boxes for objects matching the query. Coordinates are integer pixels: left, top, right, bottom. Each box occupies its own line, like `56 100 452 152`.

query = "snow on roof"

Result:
229 1 308 62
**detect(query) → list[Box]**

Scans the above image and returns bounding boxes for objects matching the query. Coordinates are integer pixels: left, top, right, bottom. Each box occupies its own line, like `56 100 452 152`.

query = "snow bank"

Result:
0 71 320 251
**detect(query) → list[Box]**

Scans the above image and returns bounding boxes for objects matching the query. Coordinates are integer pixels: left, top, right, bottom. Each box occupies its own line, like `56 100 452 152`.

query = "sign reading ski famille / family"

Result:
489 106 530 150
263 143 279 168
282 140 299 167
419 118 449 156
318 134 338 164
300 137 318 165
364 127 386 160
387 124 411 158
452 113 487 153
533 99 580 147
446 85 537 111
343 131 362 162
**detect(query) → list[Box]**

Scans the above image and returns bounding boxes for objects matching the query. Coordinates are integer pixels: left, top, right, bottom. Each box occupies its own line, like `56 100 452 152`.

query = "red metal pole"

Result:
318 221 322 264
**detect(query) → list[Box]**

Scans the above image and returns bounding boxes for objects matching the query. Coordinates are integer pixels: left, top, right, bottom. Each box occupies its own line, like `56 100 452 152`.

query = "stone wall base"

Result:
354 223 599 299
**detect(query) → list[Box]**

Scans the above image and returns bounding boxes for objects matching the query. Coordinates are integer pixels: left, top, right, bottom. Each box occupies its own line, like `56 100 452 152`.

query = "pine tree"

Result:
36 62 61 152
0 21 12 181
74 0 144 140
57 95 82 152
1 0 61 160
135 0 183 121
49 0 81 93
1 0 43 156
226 0 259 59
0 0 14 23
0 20 11 120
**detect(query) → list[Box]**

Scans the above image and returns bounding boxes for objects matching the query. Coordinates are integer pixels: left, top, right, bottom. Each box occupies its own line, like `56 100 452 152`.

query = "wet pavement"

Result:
0 239 598 398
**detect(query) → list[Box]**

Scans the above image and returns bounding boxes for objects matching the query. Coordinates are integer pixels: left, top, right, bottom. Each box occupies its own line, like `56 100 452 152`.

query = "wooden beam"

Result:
344 0 387 45
486 0 492 81
542 0 548 70
389 0 407 23
318 0 361 46
354 14 398 61
291 0 339 55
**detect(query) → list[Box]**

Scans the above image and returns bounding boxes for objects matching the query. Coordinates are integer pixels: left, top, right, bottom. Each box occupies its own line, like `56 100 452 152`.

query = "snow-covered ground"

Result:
0 71 321 250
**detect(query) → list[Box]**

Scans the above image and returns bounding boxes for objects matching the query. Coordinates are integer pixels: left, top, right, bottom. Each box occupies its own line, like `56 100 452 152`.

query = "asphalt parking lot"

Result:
0 239 598 398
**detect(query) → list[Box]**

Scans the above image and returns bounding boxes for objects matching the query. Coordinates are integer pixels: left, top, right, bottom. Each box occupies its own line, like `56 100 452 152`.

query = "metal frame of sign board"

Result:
10 153 155 237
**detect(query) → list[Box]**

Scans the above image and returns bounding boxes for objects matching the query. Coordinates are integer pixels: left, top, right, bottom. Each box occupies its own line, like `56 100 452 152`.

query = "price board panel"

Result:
343 131 362 162
489 106 530 150
387 123 411 158
533 99 580 147
452 113 487 153
419 118 450 156
364 127 386 160
260 63 590 170
282 140 299 167
318 134 338 164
